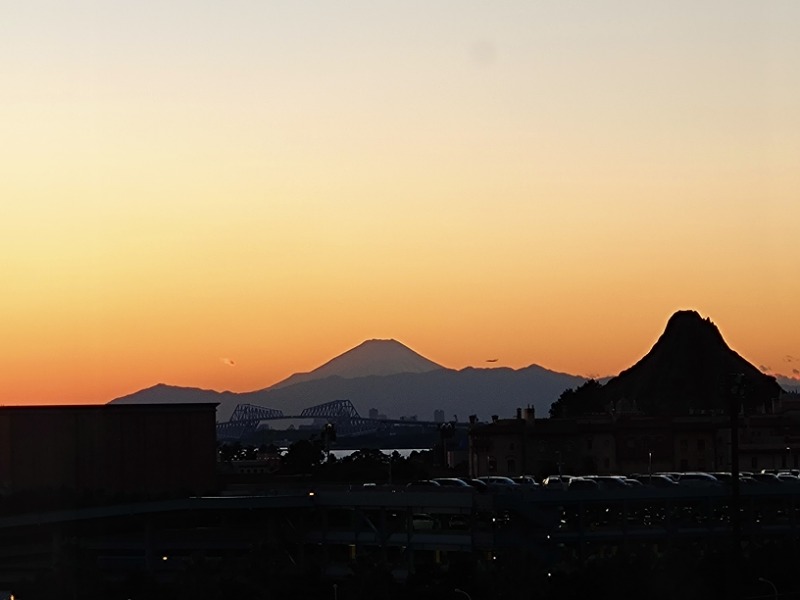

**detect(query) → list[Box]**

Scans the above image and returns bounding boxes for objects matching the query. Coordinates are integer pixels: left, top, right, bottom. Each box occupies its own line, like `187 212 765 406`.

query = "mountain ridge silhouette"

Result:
110 338 588 422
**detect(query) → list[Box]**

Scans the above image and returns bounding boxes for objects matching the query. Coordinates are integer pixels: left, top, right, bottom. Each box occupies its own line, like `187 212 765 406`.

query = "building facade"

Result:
468 406 800 478
0 403 218 498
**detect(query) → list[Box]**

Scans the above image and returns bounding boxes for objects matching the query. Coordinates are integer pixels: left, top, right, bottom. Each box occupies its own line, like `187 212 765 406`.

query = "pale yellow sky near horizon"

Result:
2 1 798 403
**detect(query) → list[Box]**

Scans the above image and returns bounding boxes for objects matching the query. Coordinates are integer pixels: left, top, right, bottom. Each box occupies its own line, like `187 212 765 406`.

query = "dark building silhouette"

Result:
469 393 800 478
0 403 217 498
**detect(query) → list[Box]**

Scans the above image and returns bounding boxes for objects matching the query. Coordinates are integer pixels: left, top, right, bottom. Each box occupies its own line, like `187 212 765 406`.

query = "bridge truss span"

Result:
299 399 377 437
216 403 284 441
216 399 455 442
300 399 360 420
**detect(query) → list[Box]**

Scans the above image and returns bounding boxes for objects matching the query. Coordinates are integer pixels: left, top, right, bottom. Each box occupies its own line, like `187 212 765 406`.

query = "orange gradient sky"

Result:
2 2 799 404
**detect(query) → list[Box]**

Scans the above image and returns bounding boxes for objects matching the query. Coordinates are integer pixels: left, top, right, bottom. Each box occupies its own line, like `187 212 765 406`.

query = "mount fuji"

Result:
110 339 587 422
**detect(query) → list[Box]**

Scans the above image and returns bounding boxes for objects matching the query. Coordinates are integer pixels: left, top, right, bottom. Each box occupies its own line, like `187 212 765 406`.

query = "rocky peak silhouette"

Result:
552 310 783 417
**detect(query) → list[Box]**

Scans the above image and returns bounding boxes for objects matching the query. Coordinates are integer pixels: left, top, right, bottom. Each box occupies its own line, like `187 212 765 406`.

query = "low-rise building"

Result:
468 408 800 478
0 403 217 499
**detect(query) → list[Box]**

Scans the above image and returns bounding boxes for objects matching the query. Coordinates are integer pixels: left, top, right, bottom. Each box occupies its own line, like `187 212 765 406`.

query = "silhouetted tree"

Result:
281 439 324 475
549 379 604 418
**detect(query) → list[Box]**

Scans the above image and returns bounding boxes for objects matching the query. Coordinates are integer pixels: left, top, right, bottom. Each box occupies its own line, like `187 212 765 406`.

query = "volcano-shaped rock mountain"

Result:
550 310 783 418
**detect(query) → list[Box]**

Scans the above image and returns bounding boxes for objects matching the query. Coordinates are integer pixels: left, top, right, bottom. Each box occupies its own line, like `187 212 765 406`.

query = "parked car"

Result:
411 513 437 530
406 479 441 489
584 475 631 490
542 475 573 490
630 474 679 488
567 477 600 491
432 477 473 488
674 472 721 488
477 476 521 491
447 514 471 529
465 479 490 493
750 472 782 486
776 473 800 485
710 472 757 487
761 468 800 477
512 475 540 488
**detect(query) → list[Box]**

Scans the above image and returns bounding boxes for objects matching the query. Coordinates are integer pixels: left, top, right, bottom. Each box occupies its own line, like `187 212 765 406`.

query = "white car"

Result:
542 475 573 490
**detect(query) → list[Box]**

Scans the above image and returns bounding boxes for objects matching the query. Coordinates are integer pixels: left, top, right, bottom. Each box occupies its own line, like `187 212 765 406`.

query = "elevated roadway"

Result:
1 484 798 590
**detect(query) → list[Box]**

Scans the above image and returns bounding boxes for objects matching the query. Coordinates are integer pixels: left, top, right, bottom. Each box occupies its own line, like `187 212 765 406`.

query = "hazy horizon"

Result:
3 2 798 404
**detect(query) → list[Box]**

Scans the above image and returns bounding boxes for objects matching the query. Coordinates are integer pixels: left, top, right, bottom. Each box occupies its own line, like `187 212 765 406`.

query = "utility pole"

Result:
729 373 744 594
438 421 455 468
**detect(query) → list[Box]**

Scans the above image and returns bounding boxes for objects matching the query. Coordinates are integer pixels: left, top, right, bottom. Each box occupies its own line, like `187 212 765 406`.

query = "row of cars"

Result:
407 469 800 493
611 470 800 490
545 470 800 491
405 476 544 492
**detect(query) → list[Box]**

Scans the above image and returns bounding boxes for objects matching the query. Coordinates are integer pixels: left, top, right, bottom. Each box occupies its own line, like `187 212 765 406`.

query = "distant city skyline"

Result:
3 2 798 404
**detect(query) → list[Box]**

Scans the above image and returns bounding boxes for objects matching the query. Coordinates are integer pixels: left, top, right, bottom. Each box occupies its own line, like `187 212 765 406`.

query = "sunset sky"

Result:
3 1 799 404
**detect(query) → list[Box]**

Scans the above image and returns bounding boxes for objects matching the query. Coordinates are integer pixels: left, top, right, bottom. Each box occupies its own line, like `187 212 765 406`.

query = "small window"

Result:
697 439 705 452
487 457 497 472
507 458 516 474
680 459 689 470
586 438 593 450
509 442 515 451
680 439 688 451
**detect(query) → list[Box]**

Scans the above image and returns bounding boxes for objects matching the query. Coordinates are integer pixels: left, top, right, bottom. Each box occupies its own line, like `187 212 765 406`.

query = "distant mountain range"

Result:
111 312 792 422
110 339 588 422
